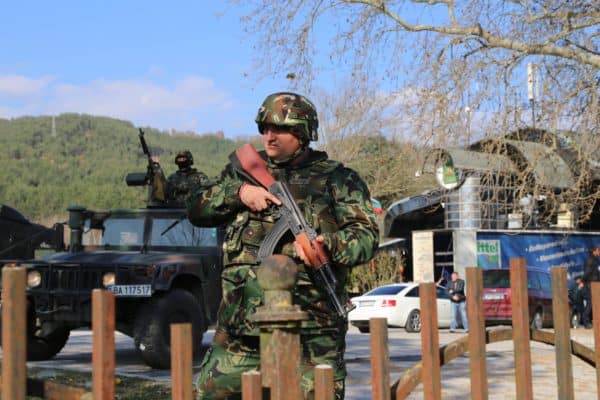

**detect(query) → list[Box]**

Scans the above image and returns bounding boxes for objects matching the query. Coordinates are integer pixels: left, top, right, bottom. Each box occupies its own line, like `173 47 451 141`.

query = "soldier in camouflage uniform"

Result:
166 150 210 205
187 92 379 399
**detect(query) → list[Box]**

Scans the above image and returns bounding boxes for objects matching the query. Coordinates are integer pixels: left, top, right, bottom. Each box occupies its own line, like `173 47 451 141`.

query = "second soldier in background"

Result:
166 150 210 205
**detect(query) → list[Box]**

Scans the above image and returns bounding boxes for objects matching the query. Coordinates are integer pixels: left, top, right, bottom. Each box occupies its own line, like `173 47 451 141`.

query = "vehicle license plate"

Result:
483 293 504 300
109 284 152 297
359 300 376 307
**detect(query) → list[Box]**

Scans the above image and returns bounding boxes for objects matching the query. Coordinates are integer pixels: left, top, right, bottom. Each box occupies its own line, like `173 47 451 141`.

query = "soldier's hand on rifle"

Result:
294 235 325 267
239 183 281 212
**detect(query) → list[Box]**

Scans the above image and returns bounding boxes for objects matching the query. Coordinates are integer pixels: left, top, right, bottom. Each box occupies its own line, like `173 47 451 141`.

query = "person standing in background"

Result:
447 271 468 333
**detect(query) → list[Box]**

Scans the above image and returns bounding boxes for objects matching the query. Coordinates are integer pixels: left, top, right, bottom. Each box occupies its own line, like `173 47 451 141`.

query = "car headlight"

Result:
102 272 116 288
27 271 42 288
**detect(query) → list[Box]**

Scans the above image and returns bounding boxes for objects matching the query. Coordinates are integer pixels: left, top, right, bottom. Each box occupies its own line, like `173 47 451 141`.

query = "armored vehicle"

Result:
0 204 223 369
0 129 223 369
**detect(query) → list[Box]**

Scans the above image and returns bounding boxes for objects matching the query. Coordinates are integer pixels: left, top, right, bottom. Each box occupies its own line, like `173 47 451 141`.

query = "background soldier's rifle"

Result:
136 128 167 204
231 144 355 318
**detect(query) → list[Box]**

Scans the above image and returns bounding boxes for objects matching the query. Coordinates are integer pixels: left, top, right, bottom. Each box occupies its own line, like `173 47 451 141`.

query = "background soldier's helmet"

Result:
175 150 194 168
255 92 319 142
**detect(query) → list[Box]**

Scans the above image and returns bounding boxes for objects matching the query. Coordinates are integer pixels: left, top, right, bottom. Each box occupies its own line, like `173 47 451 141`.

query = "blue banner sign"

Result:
477 231 600 278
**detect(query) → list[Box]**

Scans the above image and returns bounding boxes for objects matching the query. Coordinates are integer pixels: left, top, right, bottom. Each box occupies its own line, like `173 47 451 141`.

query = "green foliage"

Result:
1 114 432 229
0 114 245 220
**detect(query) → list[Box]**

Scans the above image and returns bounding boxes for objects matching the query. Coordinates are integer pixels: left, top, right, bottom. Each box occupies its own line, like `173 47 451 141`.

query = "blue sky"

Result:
0 2 299 138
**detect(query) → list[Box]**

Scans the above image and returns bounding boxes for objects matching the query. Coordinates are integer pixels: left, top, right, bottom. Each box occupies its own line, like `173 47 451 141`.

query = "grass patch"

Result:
3 368 173 400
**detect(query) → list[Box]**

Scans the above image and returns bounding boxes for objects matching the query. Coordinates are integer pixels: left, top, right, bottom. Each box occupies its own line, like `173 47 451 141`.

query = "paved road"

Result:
15 326 600 399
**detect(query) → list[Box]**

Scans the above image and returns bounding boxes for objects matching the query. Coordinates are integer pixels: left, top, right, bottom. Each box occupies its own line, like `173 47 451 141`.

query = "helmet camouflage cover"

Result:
255 92 319 141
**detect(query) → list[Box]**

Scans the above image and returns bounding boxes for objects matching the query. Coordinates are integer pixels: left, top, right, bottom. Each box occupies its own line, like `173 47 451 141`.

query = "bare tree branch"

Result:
233 0 600 225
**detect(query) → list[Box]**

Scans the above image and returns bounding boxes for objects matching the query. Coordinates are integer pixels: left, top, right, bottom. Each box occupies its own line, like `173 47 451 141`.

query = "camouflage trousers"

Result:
196 329 347 399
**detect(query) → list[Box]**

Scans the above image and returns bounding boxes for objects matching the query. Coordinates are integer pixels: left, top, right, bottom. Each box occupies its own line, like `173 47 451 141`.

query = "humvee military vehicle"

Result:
1 204 223 369
0 132 223 369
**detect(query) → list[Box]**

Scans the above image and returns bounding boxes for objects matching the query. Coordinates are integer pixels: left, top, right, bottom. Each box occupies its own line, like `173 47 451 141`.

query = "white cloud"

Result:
0 74 235 133
0 75 55 97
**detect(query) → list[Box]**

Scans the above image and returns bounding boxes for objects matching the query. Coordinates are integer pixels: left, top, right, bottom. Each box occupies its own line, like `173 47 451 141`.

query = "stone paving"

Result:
344 325 597 400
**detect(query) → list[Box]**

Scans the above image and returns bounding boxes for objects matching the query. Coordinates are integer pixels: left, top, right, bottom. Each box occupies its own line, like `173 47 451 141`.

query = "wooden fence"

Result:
0 263 195 400
1 258 600 399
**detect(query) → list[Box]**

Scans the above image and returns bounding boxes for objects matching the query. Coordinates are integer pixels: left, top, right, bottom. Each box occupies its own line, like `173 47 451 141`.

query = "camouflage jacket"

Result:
167 168 210 204
187 148 379 333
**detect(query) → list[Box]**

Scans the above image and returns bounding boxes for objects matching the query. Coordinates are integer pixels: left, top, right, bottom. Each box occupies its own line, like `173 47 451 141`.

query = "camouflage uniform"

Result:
167 168 210 204
167 150 210 205
187 93 379 400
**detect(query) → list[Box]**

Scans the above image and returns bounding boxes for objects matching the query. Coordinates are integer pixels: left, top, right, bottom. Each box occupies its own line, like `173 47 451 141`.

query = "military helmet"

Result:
175 150 193 168
255 92 319 141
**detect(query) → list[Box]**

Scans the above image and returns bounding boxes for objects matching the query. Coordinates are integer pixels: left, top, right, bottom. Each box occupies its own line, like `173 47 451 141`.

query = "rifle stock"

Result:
235 144 355 318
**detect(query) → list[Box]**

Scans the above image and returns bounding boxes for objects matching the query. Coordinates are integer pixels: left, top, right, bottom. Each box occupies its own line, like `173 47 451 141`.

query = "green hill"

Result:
1 113 431 224
0 114 248 220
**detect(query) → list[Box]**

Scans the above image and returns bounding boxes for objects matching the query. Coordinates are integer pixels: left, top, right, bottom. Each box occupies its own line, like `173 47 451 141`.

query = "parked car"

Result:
348 283 452 333
482 267 553 329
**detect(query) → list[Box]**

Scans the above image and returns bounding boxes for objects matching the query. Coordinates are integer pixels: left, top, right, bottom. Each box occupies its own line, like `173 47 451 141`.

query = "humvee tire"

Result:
133 289 205 369
0 305 70 361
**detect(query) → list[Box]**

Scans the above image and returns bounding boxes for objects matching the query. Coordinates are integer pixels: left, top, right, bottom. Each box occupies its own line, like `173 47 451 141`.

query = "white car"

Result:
348 283 452 333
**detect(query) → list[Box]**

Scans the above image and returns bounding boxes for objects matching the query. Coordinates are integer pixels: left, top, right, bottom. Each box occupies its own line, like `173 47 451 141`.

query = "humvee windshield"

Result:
83 214 217 248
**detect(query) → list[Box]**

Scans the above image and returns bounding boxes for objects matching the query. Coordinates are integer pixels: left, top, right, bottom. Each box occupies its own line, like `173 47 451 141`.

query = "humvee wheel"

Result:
133 289 205 369
0 305 70 361
27 321 71 361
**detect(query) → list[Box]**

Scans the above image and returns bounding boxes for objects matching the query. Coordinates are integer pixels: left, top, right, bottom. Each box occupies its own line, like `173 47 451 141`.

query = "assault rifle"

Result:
139 128 152 166
126 128 167 205
232 144 355 318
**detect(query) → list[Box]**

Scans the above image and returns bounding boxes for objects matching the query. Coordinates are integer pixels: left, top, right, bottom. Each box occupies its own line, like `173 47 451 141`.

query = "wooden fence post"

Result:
551 267 574 400
510 258 533 400
1 264 26 400
242 370 262 400
92 289 115 400
171 323 193 400
419 282 441 400
591 281 600 400
370 317 390 400
314 365 334 400
466 267 488 400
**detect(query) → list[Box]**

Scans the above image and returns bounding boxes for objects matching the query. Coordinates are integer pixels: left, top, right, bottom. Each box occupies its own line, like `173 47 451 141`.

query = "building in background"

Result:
383 128 600 282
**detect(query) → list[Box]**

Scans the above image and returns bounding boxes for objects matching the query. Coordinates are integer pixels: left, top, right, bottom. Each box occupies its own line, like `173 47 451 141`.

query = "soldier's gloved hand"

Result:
238 183 281 212
294 235 325 267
